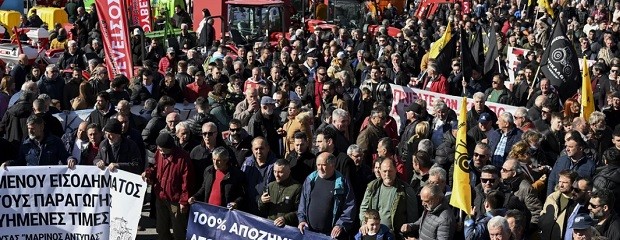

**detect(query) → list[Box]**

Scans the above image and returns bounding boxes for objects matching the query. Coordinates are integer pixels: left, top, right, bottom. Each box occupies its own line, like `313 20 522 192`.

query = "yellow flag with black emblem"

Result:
581 57 594 121
428 20 452 59
450 97 472 215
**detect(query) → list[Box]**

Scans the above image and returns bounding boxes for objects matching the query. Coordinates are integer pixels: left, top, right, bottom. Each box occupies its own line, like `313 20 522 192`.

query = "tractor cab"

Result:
329 0 365 29
226 1 287 47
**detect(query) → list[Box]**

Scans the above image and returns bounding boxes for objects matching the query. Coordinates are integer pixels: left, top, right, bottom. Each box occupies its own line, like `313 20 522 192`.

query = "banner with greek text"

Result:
390 84 519 131
187 202 331 240
0 166 146 240
96 0 135 78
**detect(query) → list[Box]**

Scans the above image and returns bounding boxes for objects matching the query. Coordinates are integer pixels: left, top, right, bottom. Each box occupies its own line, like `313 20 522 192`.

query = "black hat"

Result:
156 133 176 149
612 91 620 99
570 213 595 230
406 102 422 115
104 119 123 135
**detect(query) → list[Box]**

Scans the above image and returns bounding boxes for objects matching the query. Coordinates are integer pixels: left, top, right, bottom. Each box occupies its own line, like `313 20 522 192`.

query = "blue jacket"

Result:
37 75 65 101
547 154 596 195
297 171 356 232
16 134 71 166
464 209 507 240
241 154 276 214
354 224 394 240
487 127 523 167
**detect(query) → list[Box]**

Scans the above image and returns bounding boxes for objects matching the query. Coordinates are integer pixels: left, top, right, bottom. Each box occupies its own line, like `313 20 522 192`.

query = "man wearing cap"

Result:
94 119 143 174
158 47 177 74
178 23 196 50
247 96 283 157
603 91 620 129
131 28 145 66
143 133 194 240
468 112 495 144
398 102 423 172
184 71 211 103
570 213 596 240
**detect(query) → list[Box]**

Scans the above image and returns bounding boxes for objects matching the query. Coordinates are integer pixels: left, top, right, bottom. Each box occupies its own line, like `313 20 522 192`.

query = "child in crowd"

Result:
355 209 394 240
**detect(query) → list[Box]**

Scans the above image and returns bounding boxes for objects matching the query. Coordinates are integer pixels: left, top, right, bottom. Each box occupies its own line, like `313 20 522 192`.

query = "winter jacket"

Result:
233 99 257 126
297 171 356 232
15 134 70 166
95 137 143 174
359 178 419 235
593 164 620 211
594 212 620 240
464 209 507 240
466 106 498 131
257 177 302 226
38 75 65 101
0 99 33 146
208 94 231 131
146 148 193 206
130 83 160 105
539 191 585 240
473 184 530 222
87 108 117 132
409 198 455 240
57 49 87 70
487 127 523 168
484 88 514 105
356 122 387 165
547 155 596 195
241 155 277 214
504 175 542 225
142 113 167 153
247 112 282 156
192 165 245 208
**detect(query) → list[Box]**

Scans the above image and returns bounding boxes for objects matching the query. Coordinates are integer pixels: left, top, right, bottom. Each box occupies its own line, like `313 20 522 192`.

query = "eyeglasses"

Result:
589 203 601 208
492 81 500 84
318 72 327 76
501 167 514 172
202 131 216 136
229 128 240 132
473 152 486 158
573 187 582 193
322 88 331 92
481 178 495 184
612 69 619 73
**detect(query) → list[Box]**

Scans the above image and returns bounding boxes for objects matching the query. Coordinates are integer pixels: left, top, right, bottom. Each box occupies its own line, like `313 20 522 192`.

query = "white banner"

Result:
390 84 519 131
506 47 529 85
0 166 146 240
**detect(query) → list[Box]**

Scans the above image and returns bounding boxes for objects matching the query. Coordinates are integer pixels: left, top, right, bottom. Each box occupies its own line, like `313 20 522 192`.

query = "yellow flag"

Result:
450 97 472 215
428 21 452 59
581 57 594 121
538 0 555 18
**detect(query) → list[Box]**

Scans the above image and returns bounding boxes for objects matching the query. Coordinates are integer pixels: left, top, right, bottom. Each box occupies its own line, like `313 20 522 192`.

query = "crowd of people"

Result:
4 0 620 239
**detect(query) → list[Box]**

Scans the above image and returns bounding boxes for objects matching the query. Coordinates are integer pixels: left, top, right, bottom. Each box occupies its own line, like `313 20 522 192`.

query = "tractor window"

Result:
331 0 364 28
266 7 283 33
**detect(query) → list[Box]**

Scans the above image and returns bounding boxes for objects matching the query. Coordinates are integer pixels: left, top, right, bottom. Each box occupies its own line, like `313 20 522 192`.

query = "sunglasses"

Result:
481 178 495 184
473 152 486 158
202 131 216 136
589 203 601 208
501 167 513 172
229 128 240 132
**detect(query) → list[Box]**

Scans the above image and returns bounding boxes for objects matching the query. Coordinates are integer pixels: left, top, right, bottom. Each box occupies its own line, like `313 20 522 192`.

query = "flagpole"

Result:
528 65 542 99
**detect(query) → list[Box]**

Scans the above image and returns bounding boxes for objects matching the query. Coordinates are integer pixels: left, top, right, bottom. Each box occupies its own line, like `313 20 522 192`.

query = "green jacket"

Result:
257 178 302 226
359 178 419 234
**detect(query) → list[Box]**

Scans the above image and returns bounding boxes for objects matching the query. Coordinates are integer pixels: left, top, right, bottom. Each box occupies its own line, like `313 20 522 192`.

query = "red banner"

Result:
131 0 152 33
96 0 134 79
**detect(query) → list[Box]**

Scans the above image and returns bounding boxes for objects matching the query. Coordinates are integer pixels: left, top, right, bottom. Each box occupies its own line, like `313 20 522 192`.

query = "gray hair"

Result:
46 64 58 72
534 95 547 107
37 93 50 102
347 144 361 155
202 122 218 131
487 216 510 235
144 98 157 111
428 167 447 183
212 146 229 161
589 111 606 126
475 142 491 153
418 139 434 153
433 101 448 112
332 108 350 120
422 184 443 198
176 121 189 133
514 107 528 118
473 92 486 101
88 59 99 66
500 112 514 125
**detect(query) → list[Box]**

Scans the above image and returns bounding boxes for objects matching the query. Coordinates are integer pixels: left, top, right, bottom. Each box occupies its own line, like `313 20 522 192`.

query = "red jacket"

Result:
429 75 449 94
184 81 211 102
146 148 194 205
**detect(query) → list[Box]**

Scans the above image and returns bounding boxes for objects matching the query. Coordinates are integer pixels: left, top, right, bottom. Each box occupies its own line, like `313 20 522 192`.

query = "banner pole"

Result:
527 64 542 99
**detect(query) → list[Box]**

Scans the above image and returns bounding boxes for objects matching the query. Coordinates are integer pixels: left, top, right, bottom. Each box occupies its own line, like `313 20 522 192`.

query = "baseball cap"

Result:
337 51 346 59
166 47 175 54
478 113 491 124
570 213 594 230
260 96 276 105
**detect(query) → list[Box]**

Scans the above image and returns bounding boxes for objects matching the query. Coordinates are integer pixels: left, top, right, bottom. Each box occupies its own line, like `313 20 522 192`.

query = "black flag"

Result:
540 21 579 100
461 29 474 83
470 27 484 66
434 36 458 77
484 26 499 75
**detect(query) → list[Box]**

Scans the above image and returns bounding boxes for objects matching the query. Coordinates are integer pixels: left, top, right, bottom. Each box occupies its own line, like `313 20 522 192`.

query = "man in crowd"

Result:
547 134 596 195
189 147 245 210
315 127 356 180
400 184 454 240
297 152 355 239
94 119 143 174
286 132 316 183
88 91 117 128
588 189 620 239
241 137 277 215
488 112 523 168
258 159 302 227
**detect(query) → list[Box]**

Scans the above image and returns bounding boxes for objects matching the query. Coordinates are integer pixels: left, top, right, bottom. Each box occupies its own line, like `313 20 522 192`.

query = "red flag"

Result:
96 0 135 79
131 0 153 33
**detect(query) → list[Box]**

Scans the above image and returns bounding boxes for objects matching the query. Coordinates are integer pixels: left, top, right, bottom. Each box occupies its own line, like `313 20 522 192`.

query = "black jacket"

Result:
96 137 143 174
224 134 253 167
87 108 117 131
0 99 33 146
57 49 87 70
131 83 160 105
286 151 316 184
142 114 166 153
193 165 246 209
594 164 620 212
